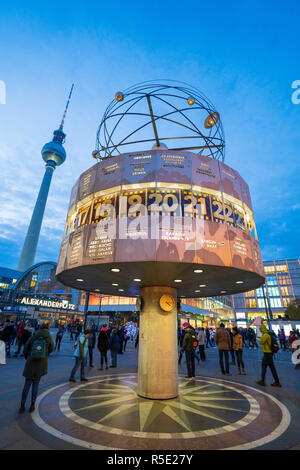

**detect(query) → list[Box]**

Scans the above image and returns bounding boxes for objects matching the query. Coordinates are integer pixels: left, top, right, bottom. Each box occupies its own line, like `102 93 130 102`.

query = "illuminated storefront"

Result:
0 262 82 325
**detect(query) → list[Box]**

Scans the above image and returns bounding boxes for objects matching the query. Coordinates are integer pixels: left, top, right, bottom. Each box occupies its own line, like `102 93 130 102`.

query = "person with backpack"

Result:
256 324 281 387
19 323 54 413
181 325 197 380
86 325 96 367
69 329 91 382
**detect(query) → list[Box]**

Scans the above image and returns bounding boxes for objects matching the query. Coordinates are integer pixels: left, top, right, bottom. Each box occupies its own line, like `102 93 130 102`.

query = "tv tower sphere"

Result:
41 129 67 166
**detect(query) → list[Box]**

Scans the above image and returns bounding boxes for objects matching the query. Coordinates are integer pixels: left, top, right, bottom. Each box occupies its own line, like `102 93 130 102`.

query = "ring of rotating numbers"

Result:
70 187 251 235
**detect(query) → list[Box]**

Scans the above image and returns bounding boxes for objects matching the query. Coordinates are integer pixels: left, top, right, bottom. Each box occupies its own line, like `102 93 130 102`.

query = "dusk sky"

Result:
0 1 299 271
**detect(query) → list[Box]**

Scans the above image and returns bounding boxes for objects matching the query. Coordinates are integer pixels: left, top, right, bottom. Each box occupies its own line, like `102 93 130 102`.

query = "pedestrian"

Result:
123 329 129 352
117 326 124 354
227 328 236 365
232 327 246 375
55 326 64 352
97 324 110 370
197 327 206 361
256 324 281 387
215 323 231 376
0 320 14 358
205 327 211 348
87 325 96 367
0 337 6 365
19 323 54 413
279 329 286 350
109 329 120 368
181 325 197 380
15 323 32 357
69 329 90 382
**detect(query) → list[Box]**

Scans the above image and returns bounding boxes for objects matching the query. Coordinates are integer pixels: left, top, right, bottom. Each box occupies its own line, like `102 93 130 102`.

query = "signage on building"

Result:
18 297 75 310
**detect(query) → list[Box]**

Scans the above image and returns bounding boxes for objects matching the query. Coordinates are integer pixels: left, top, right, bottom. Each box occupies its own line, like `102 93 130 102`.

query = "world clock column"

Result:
137 286 178 399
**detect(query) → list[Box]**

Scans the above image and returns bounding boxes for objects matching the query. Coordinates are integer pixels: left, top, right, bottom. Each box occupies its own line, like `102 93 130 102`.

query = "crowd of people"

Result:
0 318 299 414
178 323 300 386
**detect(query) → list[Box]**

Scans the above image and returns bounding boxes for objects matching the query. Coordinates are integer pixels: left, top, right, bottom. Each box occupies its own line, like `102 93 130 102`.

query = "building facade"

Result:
232 258 300 332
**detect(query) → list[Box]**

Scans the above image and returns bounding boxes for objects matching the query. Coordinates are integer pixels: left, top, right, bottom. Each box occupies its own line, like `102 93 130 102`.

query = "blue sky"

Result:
0 0 299 270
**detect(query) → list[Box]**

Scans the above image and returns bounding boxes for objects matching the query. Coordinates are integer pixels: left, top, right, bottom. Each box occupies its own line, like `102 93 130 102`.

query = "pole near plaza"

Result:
262 283 271 329
83 291 90 330
17 85 74 272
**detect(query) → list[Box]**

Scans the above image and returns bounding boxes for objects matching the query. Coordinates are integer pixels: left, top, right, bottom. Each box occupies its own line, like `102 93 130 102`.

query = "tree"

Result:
284 298 300 320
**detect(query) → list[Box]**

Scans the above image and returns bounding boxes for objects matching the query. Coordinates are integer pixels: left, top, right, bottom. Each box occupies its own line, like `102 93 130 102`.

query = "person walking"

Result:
69 329 90 382
0 320 14 358
55 326 64 352
19 323 54 413
87 325 96 367
232 327 246 375
279 329 286 350
215 323 231 376
117 326 124 354
109 329 120 368
181 325 197 380
197 327 206 361
205 327 211 348
227 328 236 365
256 324 281 387
97 324 110 370
15 323 32 357
123 329 129 352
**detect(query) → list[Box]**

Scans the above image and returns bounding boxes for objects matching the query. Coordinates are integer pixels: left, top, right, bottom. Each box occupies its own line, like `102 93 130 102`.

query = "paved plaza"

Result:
0 329 300 450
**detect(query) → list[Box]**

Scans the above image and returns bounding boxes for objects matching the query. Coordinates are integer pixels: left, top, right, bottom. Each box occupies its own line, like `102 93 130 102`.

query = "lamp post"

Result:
262 284 271 329
83 292 90 330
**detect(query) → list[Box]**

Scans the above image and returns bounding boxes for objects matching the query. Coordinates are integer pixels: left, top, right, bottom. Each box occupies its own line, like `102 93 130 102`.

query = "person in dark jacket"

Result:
0 320 14 357
227 328 236 365
97 325 110 370
181 325 197 380
55 326 64 352
19 323 54 413
110 329 120 367
215 323 231 376
86 325 96 367
117 326 124 354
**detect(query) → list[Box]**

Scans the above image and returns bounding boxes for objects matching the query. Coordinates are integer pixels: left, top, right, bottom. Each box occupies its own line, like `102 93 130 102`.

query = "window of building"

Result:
266 275 277 286
264 266 275 274
275 265 288 273
269 298 282 308
256 288 264 297
245 290 256 297
268 287 280 297
257 298 266 308
245 298 257 308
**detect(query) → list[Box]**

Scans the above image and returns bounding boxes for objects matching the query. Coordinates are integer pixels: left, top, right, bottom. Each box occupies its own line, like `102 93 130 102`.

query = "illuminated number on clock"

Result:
197 197 207 217
183 194 193 216
95 202 114 220
148 193 162 212
212 200 225 220
162 194 179 213
224 203 234 223
128 194 143 217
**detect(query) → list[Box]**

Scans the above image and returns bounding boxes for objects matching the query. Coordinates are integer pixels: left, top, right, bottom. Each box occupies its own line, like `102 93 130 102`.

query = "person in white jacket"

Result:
197 328 206 361
0 339 6 365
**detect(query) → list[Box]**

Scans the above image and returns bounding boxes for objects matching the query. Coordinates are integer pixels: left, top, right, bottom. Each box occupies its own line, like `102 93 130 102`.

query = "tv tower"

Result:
17 84 74 272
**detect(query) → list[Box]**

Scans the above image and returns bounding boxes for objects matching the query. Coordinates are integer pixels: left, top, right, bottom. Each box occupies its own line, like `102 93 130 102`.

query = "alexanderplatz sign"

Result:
55 82 265 399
